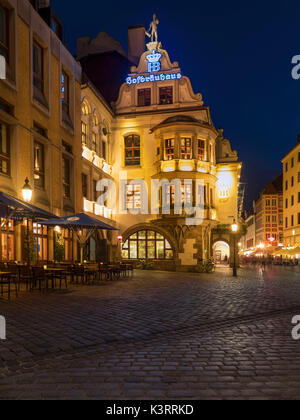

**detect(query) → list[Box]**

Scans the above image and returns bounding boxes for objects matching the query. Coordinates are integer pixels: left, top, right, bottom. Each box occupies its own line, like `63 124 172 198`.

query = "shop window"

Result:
159 87 173 105
138 88 151 106
122 230 174 260
164 138 174 160
125 135 140 166
33 223 47 261
34 142 44 188
0 122 9 175
0 219 14 261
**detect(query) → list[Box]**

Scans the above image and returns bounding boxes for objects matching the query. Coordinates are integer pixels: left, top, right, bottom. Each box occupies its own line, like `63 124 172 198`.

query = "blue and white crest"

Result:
146 50 162 73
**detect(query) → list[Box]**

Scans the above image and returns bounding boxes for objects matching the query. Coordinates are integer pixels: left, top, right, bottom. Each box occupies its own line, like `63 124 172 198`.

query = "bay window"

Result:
165 138 174 160
181 138 192 160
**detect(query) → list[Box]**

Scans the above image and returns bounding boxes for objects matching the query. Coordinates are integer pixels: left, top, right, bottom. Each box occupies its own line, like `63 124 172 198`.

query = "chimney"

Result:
128 25 145 65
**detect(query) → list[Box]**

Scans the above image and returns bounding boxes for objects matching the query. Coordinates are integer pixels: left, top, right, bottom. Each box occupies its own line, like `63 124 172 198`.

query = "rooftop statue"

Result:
145 14 159 43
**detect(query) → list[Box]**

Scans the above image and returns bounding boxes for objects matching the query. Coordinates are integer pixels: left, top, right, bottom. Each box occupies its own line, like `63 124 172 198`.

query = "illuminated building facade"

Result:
254 175 283 250
79 32 242 270
282 137 300 255
0 0 82 262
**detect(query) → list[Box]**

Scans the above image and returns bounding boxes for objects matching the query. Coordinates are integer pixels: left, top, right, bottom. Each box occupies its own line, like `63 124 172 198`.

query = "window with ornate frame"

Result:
0 122 9 175
159 86 173 105
164 138 174 160
181 138 192 160
125 135 140 166
61 70 69 115
126 184 141 210
138 88 151 107
122 230 174 260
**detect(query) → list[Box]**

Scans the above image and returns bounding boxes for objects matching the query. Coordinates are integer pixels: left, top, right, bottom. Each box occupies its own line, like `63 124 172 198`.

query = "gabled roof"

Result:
262 174 283 195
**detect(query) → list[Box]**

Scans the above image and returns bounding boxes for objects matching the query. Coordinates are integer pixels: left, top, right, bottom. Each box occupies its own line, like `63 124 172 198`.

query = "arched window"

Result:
122 230 174 260
125 135 140 166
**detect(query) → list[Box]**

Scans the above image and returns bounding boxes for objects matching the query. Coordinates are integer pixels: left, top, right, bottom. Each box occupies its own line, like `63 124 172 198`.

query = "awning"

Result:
0 191 58 222
39 212 117 230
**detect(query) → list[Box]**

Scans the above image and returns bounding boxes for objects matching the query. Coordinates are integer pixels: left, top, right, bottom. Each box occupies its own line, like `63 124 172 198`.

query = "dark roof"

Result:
262 174 283 195
79 51 134 107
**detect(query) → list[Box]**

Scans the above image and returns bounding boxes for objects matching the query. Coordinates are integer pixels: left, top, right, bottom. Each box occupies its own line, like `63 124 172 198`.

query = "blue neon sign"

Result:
126 73 182 85
146 50 162 73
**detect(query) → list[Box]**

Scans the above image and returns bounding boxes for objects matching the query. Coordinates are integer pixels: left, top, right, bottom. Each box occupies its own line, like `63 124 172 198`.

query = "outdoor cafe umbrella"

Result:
0 191 58 227
39 212 118 263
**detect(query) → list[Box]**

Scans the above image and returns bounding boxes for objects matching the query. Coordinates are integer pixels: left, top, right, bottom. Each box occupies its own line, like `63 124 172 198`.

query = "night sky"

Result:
52 0 300 209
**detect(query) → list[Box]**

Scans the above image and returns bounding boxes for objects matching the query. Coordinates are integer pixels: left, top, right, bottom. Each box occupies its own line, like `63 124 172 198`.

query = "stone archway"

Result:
213 240 230 265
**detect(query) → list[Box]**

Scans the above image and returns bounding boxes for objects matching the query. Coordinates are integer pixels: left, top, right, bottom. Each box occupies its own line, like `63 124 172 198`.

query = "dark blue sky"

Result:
52 0 300 209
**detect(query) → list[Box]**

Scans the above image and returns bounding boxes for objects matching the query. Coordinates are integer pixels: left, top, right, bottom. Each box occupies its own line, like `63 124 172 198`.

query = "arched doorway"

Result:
213 241 230 265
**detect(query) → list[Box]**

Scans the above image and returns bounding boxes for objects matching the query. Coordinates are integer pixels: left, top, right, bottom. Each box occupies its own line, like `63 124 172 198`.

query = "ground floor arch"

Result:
213 240 230 265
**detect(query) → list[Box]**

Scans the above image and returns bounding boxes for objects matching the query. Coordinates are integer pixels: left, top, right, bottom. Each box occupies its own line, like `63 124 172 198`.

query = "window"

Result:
92 132 97 152
159 87 173 105
0 122 9 175
0 6 9 63
292 195 294 206
272 216 277 223
291 177 294 187
285 180 288 191
198 140 206 161
272 199 277 207
0 219 14 261
82 173 88 198
291 215 294 227
181 138 192 160
291 158 294 168
266 216 271 223
298 213 300 225
165 139 174 161
125 135 140 166
285 217 288 228
62 141 72 154
102 141 106 160
33 223 47 261
33 41 44 92
279 215 283 225
285 162 288 172
126 184 141 210
82 102 89 116
209 144 213 163
93 180 98 202
61 71 69 115
34 142 44 188
298 192 300 203
122 230 174 260
298 172 300 183
285 199 288 209
298 152 300 162
81 121 87 146
138 89 151 106
266 199 270 207
62 156 71 199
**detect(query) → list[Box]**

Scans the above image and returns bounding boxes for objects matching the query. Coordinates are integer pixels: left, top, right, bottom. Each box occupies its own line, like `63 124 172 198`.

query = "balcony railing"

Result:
83 199 113 220
82 145 112 176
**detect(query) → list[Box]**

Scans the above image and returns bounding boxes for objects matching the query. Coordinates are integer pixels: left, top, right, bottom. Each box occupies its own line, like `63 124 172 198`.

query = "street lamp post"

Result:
231 219 238 277
22 178 33 266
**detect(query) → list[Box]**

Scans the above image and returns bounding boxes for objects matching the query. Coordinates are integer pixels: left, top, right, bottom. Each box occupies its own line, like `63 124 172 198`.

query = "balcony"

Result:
82 145 112 176
159 159 215 175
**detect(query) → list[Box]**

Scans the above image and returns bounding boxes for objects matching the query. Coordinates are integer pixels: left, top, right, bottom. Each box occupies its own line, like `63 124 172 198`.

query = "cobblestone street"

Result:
1 267 300 400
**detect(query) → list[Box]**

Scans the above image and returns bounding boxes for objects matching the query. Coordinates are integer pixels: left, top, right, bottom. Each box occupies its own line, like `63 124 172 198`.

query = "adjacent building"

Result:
282 136 300 255
0 0 82 262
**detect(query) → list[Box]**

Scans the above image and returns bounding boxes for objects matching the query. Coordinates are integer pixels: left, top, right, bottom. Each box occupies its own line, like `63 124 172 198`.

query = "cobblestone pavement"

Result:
1 266 300 399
